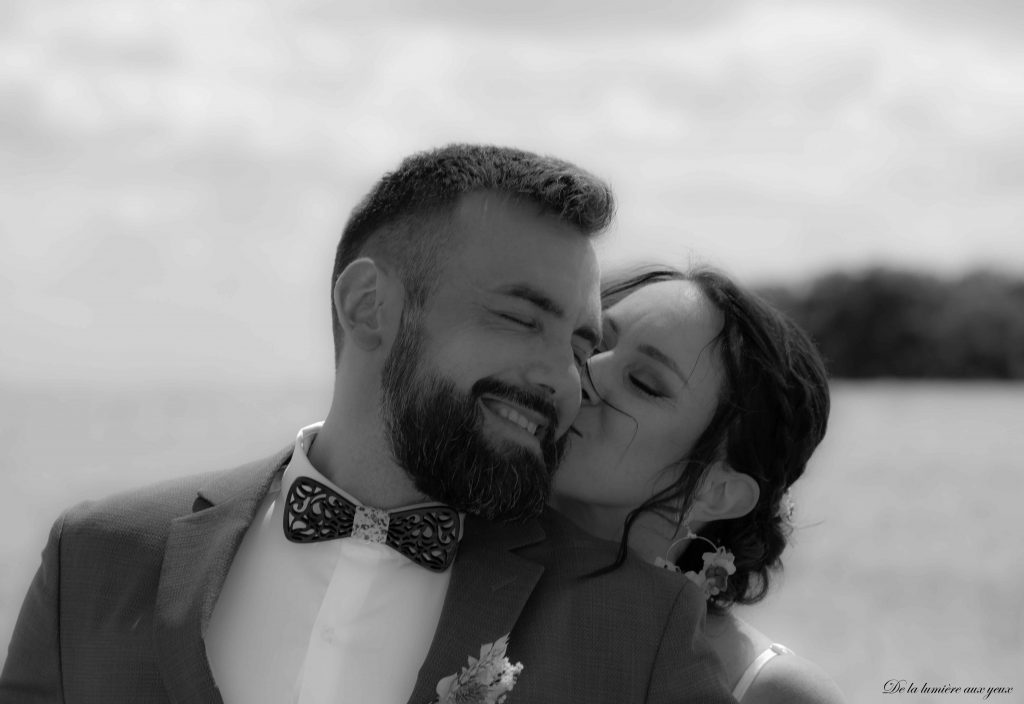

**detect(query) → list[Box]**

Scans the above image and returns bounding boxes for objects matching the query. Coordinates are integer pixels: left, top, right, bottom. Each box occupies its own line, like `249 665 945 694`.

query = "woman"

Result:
551 266 845 703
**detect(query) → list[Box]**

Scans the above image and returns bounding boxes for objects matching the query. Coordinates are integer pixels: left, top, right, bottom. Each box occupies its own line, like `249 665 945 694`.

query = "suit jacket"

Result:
0 448 735 704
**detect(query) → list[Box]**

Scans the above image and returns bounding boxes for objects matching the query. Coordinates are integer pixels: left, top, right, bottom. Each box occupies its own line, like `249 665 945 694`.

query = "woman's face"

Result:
552 279 726 512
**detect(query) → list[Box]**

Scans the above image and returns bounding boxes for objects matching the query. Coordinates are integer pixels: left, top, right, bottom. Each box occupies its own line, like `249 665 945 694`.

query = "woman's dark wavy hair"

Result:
598 265 830 610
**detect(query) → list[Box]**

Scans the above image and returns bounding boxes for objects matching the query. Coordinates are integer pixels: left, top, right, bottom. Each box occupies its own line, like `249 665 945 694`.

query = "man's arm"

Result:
0 515 66 703
647 581 737 704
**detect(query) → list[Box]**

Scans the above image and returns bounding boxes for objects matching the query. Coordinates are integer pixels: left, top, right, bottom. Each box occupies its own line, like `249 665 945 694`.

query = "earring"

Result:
653 526 736 601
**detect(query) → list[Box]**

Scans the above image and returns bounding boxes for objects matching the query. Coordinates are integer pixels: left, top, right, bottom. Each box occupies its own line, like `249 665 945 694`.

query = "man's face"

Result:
381 192 601 521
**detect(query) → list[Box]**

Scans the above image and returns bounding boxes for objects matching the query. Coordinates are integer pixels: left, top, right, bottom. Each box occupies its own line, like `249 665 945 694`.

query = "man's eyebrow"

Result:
498 284 600 348
638 343 689 384
500 284 563 317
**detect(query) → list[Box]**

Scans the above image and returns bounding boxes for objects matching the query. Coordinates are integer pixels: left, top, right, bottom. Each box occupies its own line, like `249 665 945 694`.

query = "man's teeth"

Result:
494 405 539 436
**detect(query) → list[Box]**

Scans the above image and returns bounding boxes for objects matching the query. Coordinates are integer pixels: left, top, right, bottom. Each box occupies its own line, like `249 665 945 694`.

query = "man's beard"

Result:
381 313 567 522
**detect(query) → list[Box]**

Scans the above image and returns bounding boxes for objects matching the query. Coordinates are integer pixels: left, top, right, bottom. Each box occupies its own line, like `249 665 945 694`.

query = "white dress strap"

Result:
731 643 793 701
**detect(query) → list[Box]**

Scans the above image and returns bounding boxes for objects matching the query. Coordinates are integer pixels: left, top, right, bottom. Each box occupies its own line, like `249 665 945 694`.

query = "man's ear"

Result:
332 258 395 351
687 462 760 524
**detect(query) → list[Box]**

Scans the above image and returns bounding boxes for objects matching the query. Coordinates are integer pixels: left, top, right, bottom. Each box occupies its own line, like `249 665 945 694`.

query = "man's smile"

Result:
479 395 549 440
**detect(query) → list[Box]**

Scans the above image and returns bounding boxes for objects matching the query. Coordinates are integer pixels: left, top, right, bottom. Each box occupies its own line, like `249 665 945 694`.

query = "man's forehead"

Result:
449 194 592 262
452 190 536 221
443 189 600 306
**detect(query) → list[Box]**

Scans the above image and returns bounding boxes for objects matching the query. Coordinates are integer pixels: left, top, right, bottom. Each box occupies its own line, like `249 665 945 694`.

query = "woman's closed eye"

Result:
628 372 664 398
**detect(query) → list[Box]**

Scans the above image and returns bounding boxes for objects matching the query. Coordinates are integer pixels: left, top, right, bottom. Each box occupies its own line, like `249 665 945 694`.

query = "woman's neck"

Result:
628 512 693 564
548 496 628 544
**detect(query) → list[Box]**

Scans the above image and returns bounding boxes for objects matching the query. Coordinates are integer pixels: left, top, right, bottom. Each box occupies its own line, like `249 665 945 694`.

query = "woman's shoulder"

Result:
742 648 846 704
705 613 845 704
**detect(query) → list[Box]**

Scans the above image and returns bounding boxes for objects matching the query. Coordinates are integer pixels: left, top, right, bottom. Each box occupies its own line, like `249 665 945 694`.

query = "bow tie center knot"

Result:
352 505 390 544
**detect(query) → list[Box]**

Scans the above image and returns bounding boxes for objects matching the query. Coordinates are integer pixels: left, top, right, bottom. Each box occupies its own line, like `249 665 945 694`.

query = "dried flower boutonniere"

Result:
435 634 524 704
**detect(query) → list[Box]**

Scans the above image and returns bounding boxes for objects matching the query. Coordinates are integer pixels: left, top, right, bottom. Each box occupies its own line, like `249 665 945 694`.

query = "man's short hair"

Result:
330 143 615 361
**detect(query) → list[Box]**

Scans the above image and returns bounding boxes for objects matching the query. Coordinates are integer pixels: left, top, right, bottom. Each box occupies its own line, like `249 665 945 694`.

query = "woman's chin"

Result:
546 480 577 509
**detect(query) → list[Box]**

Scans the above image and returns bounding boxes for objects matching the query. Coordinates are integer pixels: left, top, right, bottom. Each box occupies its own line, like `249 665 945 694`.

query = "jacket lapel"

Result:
153 448 291 704
407 515 546 704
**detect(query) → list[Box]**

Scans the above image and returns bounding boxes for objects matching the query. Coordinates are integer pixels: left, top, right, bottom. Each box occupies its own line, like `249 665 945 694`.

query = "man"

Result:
1 144 733 703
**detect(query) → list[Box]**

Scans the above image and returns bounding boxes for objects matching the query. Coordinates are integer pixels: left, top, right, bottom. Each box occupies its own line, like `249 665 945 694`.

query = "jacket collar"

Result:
406 514 547 704
153 447 291 704
151 446 549 704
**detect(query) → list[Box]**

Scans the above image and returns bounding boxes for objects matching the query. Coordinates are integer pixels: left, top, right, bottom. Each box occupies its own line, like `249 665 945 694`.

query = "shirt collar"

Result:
277 422 364 507
280 422 465 525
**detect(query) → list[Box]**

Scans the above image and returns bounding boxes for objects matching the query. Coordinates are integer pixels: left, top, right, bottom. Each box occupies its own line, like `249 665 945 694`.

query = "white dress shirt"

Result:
205 423 453 704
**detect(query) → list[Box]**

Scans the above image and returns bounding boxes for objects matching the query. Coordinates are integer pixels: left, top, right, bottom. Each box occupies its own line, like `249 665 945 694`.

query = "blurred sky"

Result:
2 0 1023 384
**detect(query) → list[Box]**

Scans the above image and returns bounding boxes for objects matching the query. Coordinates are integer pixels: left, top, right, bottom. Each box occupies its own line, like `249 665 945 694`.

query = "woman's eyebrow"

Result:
605 315 687 383
637 343 689 385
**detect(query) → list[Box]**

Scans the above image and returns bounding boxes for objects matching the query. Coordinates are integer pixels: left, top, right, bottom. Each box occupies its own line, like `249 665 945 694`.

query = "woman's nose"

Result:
581 357 602 405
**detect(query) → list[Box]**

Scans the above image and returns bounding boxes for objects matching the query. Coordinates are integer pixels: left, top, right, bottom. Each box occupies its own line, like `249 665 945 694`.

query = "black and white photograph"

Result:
1 2 1021 702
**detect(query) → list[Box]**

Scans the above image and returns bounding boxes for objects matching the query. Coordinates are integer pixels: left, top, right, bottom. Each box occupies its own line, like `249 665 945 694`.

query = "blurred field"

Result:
1 380 1021 702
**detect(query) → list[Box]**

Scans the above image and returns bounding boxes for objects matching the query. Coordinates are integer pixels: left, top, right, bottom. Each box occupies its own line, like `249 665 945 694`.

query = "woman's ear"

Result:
333 258 389 351
687 462 760 524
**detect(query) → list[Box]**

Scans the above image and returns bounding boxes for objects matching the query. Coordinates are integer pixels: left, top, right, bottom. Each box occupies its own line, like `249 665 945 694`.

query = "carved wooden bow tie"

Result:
283 476 461 572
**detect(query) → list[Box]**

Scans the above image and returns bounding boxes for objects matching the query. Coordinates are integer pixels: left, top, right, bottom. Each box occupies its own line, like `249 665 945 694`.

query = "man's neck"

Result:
306 414 430 510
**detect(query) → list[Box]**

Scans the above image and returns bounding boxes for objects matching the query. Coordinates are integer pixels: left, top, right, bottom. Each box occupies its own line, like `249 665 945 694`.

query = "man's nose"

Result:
524 360 576 402
524 349 582 426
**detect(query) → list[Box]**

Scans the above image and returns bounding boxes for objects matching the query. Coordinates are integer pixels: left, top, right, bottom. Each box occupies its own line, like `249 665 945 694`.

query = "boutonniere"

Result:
434 634 524 704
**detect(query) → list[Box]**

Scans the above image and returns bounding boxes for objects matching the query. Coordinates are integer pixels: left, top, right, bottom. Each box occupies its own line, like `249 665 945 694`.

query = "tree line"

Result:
756 268 1024 379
